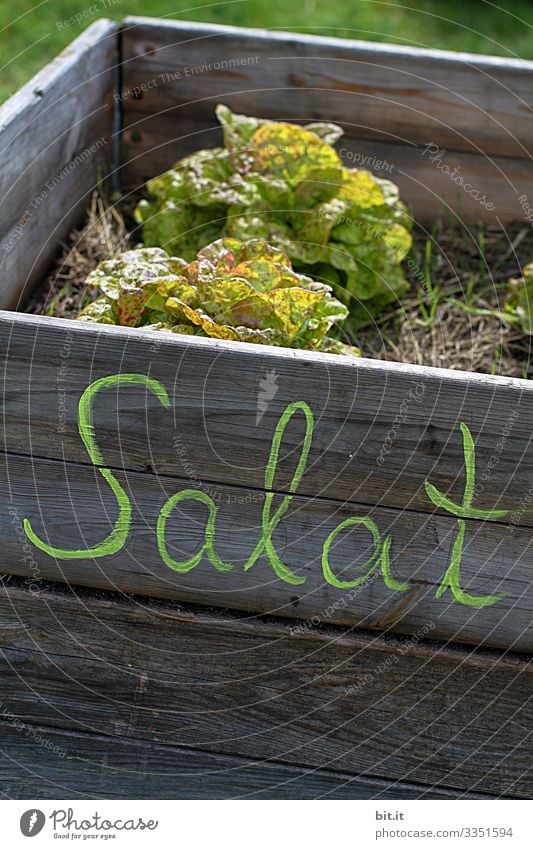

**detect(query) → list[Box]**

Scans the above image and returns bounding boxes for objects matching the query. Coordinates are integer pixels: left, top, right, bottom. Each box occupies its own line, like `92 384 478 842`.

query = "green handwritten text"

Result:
24 373 170 559
23 374 512 609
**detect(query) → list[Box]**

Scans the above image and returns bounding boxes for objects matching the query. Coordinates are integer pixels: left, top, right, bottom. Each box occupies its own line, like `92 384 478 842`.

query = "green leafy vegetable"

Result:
134 105 412 330
505 262 533 334
77 239 359 355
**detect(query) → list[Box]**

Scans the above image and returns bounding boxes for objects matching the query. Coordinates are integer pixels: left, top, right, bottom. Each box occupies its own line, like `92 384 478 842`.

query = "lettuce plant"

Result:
505 262 533 335
134 105 412 330
77 238 359 355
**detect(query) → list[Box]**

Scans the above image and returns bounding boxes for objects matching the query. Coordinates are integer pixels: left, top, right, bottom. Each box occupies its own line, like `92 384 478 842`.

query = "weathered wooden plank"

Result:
0 19 118 309
120 17 533 222
3 314 533 648
121 112 533 224
0 582 530 797
2 311 532 526
120 17 533 159
2 450 533 651
0 720 486 800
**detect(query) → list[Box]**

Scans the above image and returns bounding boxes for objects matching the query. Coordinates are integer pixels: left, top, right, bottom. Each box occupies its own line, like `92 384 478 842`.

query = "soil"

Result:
24 192 533 379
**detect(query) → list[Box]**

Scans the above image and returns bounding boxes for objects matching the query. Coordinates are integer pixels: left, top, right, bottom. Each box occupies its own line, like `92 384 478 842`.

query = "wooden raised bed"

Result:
0 16 532 799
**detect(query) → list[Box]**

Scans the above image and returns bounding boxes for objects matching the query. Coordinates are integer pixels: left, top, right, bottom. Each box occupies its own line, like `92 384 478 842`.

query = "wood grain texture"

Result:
0 582 530 797
0 18 118 310
2 450 533 652
0 720 487 800
1 312 532 650
2 311 533 523
119 17 533 222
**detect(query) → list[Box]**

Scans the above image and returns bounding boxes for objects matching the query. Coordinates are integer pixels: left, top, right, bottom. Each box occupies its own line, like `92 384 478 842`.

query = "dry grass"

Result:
25 192 131 320
25 195 533 378
358 220 533 378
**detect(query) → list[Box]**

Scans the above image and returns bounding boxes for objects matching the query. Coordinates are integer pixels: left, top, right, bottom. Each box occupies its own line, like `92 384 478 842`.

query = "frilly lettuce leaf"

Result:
134 104 412 329
77 299 116 324
136 199 227 259
77 238 359 356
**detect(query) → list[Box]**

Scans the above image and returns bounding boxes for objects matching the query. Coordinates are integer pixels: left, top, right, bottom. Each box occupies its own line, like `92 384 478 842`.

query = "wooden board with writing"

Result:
1 313 532 652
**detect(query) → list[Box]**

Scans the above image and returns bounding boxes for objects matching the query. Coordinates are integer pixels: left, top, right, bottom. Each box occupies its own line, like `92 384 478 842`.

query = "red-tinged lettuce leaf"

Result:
286 201 345 264
143 148 258 207
77 298 116 323
77 238 355 356
216 105 344 165
83 248 194 327
165 299 240 340
144 276 198 312
178 149 259 206
117 287 147 326
199 277 260 321
232 238 293 268
86 248 184 299
226 291 284 330
134 105 412 329
251 123 343 205
265 287 336 345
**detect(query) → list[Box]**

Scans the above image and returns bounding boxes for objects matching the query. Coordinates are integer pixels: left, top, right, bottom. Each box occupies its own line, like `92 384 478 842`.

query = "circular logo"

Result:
20 810 46 837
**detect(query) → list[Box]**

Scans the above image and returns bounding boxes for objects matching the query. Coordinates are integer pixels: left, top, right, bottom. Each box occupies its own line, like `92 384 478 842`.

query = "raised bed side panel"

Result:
2 312 532 653
0 582 530 798
5 719 484 800
0 18 119 310
119 16 533 223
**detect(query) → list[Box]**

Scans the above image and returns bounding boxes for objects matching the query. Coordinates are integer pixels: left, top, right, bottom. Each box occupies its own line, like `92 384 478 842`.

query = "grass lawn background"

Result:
1 1 533 103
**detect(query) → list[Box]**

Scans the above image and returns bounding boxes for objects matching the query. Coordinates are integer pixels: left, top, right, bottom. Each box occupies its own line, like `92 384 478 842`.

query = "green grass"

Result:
1 0 533 103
